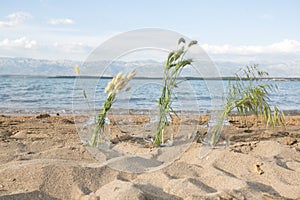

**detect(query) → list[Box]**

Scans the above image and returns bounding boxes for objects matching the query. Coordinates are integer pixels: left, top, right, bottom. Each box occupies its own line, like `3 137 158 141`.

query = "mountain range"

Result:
0 56 299 78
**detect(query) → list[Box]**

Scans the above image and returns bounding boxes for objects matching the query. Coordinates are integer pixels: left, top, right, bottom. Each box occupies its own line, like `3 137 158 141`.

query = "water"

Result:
0 77 75 115
0 76 299 115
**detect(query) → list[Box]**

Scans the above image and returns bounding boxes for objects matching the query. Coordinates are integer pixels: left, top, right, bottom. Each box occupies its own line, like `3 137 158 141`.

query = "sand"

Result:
0 113 299 200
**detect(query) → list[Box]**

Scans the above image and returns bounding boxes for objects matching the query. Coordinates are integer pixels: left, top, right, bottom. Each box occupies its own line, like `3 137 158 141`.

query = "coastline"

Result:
0 112 299 199
1 108 300 117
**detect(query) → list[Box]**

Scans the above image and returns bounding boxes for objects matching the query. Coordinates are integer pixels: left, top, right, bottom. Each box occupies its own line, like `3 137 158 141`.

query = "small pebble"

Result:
36 114 50 119
254 162 264 175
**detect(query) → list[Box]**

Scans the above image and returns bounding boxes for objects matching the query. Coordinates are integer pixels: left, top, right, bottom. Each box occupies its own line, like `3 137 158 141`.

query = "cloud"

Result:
0 37 37 49
52 42 92 53
201 39 300 55
48 18 75 25
0 12 32 28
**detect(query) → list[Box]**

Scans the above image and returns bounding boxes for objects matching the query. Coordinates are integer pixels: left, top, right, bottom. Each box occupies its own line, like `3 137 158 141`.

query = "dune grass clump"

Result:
89 70 136 147
227 65 285 127
154 38 197 146
209 65 285 146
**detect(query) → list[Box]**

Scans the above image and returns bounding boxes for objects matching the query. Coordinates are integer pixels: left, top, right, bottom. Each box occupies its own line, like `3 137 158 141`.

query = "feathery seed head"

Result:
104 81 114 93
113 72 123 84
75 65 80 75
188 40 198 47
126 70 136 80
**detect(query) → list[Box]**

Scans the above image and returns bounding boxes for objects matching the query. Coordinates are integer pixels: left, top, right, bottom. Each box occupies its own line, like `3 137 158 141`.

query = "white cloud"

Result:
48 18 75 25
0 37 37 49
52 42 92 54
0 12 32 28
201 39 300 55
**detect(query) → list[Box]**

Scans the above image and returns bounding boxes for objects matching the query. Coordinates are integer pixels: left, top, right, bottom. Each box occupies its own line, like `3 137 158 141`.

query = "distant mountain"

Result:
0 57 299 78
0 57 165 77
0 57 76 76
0 57 179 78
0 57 229 77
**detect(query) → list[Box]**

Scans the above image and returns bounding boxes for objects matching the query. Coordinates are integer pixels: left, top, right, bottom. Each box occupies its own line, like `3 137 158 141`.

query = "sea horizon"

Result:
1 74 300 81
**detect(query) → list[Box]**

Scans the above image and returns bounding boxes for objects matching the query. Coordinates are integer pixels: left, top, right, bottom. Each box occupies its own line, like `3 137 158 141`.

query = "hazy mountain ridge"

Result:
0 57 76 76
0 57 299 78
0 57 168 77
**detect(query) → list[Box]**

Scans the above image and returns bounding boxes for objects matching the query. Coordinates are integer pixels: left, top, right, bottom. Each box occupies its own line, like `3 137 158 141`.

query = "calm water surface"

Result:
0 77 299 115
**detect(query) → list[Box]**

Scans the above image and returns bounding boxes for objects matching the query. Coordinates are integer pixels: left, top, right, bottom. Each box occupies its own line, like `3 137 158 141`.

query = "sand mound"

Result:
0 115 299 199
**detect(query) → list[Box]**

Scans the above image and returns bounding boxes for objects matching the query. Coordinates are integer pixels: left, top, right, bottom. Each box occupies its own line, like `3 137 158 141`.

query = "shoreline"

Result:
1 108 300 117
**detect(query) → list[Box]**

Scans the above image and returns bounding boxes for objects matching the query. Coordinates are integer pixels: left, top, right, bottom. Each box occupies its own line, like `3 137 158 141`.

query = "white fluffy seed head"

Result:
104 81 114 93
104 70 136 94
126 70 136 80
115 80 127 92
113 72 123 85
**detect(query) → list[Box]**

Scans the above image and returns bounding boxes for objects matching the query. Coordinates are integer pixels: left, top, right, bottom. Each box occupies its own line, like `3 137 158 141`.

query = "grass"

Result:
154 38 197 146
209 64 285 146
89 70 136 147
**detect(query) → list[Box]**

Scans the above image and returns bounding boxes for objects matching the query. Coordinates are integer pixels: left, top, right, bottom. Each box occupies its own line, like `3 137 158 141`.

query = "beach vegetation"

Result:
209 65 285 146
89 70 136 147
154 38 197 146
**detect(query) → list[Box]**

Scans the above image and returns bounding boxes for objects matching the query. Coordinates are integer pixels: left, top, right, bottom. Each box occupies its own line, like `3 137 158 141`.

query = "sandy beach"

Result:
0 113 299 200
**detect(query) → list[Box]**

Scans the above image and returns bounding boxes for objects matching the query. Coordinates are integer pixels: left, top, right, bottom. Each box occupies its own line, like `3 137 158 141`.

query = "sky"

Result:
0 0 300 76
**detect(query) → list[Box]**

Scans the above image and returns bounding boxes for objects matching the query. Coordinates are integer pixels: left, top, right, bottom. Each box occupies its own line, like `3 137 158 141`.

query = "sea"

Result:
0 76 299 116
